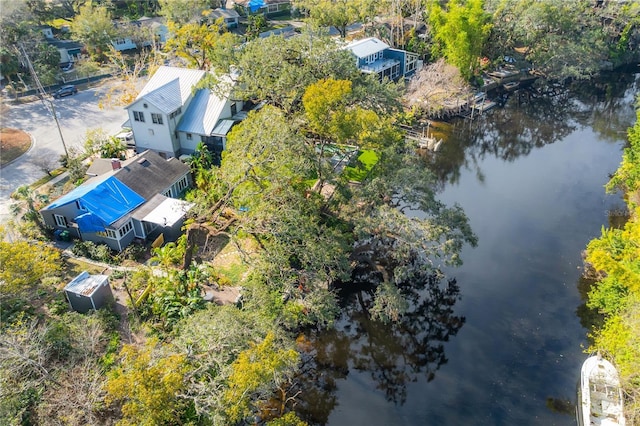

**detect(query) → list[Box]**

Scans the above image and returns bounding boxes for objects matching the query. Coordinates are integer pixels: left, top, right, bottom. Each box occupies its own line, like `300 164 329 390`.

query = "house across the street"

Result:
343 37 420 82
40 150 193 251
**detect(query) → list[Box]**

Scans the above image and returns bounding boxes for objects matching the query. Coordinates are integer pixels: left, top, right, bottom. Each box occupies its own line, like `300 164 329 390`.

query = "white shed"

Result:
64 271 114 313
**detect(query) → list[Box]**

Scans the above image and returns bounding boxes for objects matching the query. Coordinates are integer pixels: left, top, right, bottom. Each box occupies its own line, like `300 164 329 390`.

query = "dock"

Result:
400 124 444 152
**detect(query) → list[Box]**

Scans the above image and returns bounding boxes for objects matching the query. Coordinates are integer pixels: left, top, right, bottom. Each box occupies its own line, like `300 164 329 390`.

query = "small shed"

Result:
64 271 114 313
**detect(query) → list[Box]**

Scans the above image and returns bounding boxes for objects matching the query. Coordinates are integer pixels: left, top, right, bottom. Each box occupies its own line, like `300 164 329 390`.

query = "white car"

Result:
115 130 134 147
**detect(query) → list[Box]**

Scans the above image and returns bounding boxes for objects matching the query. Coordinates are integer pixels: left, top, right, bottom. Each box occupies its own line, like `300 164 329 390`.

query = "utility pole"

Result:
18 43 69 158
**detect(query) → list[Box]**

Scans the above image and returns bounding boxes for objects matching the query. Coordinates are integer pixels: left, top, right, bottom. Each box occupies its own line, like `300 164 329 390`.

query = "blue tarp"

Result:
44 176 145 233
248 0 264 12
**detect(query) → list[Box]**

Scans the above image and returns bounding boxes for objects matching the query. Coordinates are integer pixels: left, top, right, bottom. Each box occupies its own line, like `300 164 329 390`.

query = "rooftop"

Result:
64 271 109 297
344 37 390 58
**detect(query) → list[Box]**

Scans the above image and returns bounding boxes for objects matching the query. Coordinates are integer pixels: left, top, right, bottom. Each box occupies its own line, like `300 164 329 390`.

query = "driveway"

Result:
0 81 129 223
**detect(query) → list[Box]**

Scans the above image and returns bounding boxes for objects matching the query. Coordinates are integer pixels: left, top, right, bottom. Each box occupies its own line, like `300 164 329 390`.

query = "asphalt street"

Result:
0 82 129 223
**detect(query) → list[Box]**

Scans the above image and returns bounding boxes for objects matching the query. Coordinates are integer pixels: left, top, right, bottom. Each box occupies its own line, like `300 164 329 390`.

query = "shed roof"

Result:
64 271 108 297
344 37 389 58
142 197 193 226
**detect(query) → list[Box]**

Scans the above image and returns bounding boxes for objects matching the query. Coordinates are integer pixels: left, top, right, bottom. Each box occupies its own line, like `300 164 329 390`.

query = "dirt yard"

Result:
0 127 31 166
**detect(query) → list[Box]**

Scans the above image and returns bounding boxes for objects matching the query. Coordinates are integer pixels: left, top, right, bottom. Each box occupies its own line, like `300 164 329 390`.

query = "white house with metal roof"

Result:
126 66 243 159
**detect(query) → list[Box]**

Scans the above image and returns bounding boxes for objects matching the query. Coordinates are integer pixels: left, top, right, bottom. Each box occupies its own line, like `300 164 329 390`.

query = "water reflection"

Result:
423 72 639 188
297 274 463 424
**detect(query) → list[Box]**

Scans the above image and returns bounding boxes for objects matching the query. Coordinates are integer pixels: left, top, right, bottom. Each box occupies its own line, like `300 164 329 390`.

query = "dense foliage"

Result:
585 101 640 423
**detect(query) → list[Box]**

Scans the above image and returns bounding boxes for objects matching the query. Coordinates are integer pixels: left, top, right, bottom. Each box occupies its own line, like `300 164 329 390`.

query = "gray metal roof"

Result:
344 37 389 58
211 119 236 136
134 66 206 112
210 8 240 19
65 271 109 297
142 78 182 113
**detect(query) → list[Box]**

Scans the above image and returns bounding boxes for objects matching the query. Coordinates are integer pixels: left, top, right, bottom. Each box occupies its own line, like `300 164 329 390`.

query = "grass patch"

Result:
343 150 379 182
0 128 31 166
64 257 108 279
30 168 66 189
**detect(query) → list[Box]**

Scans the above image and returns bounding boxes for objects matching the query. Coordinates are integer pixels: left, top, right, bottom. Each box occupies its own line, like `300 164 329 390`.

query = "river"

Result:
297 70 639 425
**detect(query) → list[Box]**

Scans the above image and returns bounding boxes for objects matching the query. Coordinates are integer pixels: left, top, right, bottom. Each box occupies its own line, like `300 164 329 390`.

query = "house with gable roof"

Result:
126 66 243 159
343 37 420 82
40 150 193 251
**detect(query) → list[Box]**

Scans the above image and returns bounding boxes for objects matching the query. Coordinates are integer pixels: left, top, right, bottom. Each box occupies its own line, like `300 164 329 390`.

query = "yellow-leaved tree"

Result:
0 226 60 297
223 332 301 423
105 340 191 426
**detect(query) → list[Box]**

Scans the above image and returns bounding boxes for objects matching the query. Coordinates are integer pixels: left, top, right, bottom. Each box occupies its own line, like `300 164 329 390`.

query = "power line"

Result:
18 42 69 159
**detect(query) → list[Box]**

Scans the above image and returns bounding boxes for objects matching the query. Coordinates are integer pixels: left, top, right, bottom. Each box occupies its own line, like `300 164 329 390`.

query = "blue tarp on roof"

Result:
248 0 264 12
44 176 145 233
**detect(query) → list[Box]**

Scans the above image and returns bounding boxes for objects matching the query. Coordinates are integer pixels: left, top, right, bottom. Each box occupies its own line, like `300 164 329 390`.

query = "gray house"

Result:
40 150 193 251
64 271 114 313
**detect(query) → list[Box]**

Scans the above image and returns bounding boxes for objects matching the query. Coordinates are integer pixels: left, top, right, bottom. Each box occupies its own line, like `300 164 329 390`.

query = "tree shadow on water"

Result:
295 273 464 425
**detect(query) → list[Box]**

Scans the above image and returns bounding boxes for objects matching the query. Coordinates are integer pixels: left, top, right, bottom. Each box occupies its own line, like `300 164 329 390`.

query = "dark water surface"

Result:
300 72 639 426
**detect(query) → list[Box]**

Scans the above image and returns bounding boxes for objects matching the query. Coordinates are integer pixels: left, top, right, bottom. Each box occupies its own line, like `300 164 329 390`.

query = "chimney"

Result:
111 159 122 170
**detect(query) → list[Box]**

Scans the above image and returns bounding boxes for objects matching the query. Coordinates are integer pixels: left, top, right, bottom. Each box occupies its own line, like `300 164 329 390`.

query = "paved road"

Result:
0 82 129 223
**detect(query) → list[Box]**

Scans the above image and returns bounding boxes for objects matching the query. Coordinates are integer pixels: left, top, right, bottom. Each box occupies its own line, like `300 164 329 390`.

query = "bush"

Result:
120 243 147 262
71 240 115 263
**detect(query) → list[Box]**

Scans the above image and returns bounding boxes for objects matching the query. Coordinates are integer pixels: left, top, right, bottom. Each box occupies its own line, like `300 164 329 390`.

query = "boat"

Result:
417 136 443 152
577 354 625 426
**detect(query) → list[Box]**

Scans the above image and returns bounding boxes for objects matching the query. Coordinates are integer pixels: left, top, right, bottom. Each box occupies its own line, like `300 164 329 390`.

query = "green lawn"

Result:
343 150 379 182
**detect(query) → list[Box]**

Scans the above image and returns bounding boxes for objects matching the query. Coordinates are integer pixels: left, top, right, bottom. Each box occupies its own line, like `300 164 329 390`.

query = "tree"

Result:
164 19 238 72
84 128 127 159
404 58 471 117
105 340 193 425
294 0 380 38
0 226 61 297
234 30 359 112
428 0 492 80
70 3 119 62
170 305 272 421
488 0 612 80
159 0 208 25
223 332 300 423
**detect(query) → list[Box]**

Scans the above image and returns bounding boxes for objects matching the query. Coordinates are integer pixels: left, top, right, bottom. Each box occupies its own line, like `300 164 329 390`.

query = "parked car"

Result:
115 130 135 148
52 85 78 98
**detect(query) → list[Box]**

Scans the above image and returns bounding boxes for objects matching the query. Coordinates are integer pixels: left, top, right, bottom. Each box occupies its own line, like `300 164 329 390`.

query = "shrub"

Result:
71 240 115 263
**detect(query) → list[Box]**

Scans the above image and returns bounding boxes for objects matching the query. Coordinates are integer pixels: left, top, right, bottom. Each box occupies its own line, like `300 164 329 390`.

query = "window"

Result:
54 214 67 228
133 111 145 122
97 229 118 239
162 189 172 197
186 133 192 140
176 175 189 192
151 113 163 125
230 102 237 116
169 107 182 119
267 4 279 12
118 221 133 238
